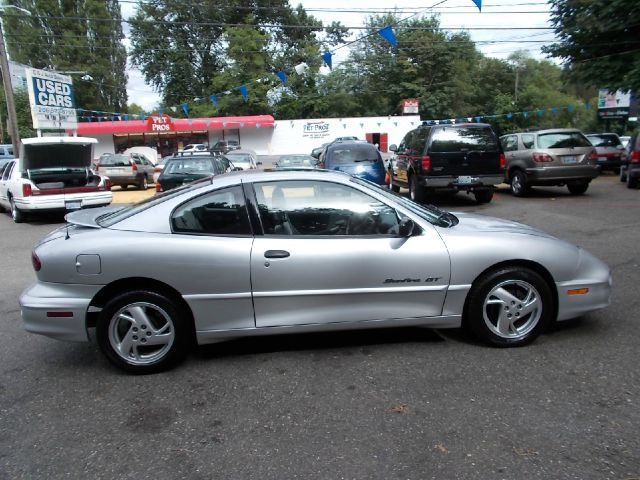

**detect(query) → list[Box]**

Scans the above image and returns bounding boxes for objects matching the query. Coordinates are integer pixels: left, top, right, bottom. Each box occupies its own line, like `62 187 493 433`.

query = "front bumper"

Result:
19 282 103 342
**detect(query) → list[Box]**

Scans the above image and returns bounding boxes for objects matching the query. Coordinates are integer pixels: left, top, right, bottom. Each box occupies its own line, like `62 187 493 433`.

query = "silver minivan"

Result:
500 129 599 196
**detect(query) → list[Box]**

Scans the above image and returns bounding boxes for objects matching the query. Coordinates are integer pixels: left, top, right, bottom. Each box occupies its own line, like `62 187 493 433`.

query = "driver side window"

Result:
254 180 399 236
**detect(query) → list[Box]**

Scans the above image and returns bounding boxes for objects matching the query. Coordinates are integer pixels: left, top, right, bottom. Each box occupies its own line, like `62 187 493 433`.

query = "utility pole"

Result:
0 6 31 155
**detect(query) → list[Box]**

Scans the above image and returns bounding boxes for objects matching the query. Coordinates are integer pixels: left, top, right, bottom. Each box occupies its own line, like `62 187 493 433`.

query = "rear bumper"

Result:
105 174 141 185
19 281 103 342
422 175 504 189
525 165 599 184
14 192 113 212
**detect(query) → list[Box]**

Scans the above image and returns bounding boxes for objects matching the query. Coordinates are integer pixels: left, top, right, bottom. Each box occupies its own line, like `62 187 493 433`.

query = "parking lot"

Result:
0 173 638 479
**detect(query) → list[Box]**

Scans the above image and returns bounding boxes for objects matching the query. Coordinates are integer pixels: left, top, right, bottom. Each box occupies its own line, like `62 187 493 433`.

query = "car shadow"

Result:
193 327 446 361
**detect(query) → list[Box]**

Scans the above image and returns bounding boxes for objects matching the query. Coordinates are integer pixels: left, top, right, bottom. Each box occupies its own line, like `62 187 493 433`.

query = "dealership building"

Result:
73 114 422 159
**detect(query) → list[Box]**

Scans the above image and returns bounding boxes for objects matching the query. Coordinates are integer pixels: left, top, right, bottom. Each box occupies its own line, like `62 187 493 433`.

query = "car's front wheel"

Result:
474 188 494 204
96 290 191 374
465 266 552 347
567 181 589 195
510 170 528 197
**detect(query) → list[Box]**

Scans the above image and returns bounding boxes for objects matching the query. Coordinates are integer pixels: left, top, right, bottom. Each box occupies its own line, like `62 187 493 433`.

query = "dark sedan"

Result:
155 155 228 192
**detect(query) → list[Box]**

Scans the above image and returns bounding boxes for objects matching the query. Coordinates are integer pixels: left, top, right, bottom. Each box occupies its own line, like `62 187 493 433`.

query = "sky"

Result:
119 0 556 111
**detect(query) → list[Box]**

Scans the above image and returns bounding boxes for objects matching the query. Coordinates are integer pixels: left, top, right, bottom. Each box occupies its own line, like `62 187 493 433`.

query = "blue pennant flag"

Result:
239 85 248 102
378 26 398 49
140 112 146 121
551 107 559 114
475 116 482 123
506 112 513 119
209 95 218 107
322 51 332 70
522 111 529 118
471 0 482 11
181 103 189 117
276 71 287 85
567 104 574 113
123 114 129 121
537 109 544 117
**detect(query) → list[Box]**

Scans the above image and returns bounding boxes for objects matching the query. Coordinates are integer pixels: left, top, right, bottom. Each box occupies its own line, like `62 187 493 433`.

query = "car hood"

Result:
449 212 557 239
64 204 124 228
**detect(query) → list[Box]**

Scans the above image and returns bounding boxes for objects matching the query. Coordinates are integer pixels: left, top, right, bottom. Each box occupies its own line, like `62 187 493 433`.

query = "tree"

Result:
3 0 128 114
0 89 36 142
543 0 640 92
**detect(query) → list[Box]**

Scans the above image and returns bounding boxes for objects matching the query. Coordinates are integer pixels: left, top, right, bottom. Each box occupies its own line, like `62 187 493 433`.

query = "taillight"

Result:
22 183 32 197
155 182 162 192
154 166 162 172
589 150 598 161
131 162 138 172
105 178 112 190
421 155 431 171
499 153 506 169
94 162 99 172
532 152 553 163
31 251 41 271
631 150 640 163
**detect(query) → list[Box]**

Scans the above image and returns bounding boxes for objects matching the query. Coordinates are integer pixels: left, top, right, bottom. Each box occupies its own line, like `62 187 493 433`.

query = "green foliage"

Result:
3 0 128 113
544 0 640 92
0 89 36 142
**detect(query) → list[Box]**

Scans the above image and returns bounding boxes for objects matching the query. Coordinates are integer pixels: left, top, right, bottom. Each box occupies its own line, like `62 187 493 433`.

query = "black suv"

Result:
389 123 505 204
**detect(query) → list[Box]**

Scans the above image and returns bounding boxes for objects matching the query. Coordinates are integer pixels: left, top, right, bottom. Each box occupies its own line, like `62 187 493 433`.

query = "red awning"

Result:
73 115 275 135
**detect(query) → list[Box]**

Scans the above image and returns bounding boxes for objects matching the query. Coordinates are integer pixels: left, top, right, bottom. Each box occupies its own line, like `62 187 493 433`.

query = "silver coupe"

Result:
20 170 611 373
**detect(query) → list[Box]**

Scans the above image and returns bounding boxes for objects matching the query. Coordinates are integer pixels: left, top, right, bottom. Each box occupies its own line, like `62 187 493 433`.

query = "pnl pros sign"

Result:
25 68 78 130
302 121 330 139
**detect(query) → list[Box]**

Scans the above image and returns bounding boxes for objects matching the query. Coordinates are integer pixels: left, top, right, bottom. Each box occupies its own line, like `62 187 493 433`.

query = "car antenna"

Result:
65 220 70 240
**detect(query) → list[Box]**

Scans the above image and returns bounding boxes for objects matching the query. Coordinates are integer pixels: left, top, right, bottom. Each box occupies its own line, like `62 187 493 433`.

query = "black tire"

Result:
620 167 627 182
10 197 24 223
613 167 620 175
474 188 494 204
389 173 400 193
628 173 638 189
464 266 553 347
509 170 528 197
120 184 128 190
567 182 589 195
409 174 426 203
138 176 148 190
96 290 191 374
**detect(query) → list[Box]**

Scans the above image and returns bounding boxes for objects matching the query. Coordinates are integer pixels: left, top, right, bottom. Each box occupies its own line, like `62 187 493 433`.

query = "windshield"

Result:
329 145 380 164
351 177 458 227
538 132 592 149
226 154 252 164
586 134 622 147
279 155 315 166
99 154 130 166
97 177 212 227
164 157 216 174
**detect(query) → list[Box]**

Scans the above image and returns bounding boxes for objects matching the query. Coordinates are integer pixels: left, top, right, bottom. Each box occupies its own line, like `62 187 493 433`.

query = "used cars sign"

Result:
25 68 78 130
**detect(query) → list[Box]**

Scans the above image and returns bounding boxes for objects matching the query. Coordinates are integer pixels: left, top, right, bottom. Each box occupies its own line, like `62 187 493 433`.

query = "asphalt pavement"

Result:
0 173 638 479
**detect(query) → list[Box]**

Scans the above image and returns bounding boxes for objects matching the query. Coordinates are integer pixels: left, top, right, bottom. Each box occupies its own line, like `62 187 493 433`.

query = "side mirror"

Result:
616 144 625 150
311 151 320 159
256 161 263 166
389 144 398 152
398 217 416 237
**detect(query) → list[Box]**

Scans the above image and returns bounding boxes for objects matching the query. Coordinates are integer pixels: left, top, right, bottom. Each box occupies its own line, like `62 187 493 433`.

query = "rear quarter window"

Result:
538 132 592 149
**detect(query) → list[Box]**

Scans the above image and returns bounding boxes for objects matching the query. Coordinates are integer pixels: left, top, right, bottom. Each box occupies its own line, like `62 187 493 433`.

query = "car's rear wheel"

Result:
10 197 24 223
465 266 552 347
139 176 148 190
628 173 638 189
96 290 191 374
620 166 627 182
510 170 528 197
409 174 426 203
567 181 589 195
474 188 494 204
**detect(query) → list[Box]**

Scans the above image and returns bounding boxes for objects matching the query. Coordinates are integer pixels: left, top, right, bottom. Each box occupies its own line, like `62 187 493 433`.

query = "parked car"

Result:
0 144 14 160
182 143 207 152
585 133 626 173
390 123 504 204
500 129 599 196
620 132 640 188
321 141 386 185
0 137 112 223
20 169 610 373
275 154 319 168
224 149 260 170
155 154 229 192
95 152 155 190
311 142 330 159
210 140 240 155
123 146 160 165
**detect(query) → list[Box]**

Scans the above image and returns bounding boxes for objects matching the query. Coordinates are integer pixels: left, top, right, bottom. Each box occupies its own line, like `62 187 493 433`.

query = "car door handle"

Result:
264 250 290 259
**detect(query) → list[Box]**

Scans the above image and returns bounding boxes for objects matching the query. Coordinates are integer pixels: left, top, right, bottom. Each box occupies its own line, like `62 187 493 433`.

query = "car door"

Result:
0 160 15 208
249 179 451 327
